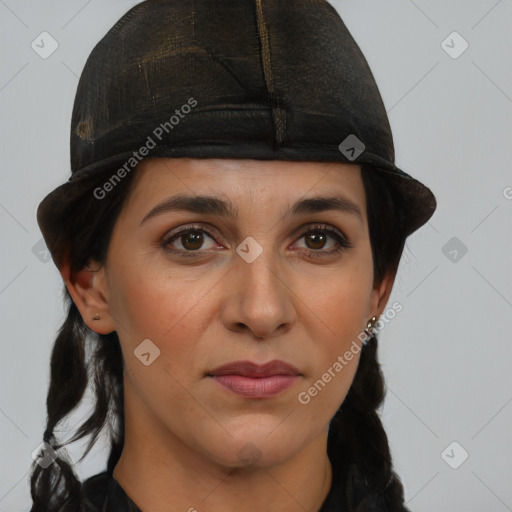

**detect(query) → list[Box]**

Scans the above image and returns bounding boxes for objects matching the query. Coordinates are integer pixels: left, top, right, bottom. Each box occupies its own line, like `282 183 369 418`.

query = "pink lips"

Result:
208 360 301 398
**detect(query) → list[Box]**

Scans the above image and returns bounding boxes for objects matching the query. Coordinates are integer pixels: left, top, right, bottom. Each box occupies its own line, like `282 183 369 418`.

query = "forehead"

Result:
124 157 367 222
131 157 363 192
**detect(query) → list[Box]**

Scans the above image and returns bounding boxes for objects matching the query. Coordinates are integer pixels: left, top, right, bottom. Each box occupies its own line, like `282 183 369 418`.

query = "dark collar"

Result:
80 470 345 511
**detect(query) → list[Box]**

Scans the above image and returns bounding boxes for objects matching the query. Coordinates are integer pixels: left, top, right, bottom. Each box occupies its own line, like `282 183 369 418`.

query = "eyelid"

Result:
162 223 220 249
293 222 350 241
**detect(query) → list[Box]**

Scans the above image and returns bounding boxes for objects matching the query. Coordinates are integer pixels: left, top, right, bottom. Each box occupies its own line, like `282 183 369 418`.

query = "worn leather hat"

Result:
37 0 436 262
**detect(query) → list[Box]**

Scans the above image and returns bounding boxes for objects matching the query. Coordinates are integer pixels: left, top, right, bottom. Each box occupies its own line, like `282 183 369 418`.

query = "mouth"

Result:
207 360 302 399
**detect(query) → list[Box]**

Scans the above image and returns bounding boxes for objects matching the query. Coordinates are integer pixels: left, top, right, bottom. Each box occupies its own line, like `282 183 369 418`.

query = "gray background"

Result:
1 1 511 510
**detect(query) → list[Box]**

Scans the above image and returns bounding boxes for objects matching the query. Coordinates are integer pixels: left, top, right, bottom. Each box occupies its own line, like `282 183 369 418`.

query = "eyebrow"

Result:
139 193 363 226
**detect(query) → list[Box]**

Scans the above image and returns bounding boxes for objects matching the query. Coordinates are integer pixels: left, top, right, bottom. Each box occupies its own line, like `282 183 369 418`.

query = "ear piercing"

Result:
364 316 379 339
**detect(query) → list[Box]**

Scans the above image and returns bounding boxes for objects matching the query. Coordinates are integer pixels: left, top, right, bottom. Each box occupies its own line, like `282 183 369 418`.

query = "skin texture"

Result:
62 157 396 512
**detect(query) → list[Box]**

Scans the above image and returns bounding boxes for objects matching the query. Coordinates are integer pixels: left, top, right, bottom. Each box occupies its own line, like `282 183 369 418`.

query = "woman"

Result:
30 0 436 511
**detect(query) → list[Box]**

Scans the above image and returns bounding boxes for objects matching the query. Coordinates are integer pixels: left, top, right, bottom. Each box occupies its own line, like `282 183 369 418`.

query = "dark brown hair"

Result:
29 162 410 511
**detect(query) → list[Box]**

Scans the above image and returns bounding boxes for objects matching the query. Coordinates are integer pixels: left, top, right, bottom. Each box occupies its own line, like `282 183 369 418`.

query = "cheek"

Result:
108 260 216 342
302 252 374 346
295 252 373 411
107 261 223 403
108 266 215 431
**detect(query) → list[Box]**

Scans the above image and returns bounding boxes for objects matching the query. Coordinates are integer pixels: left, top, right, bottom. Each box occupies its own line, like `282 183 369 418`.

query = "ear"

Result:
60 259 116 334
368 268 397 321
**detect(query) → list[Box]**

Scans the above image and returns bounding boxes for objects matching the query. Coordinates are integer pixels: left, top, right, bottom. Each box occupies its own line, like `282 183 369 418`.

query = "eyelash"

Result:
161 223 353 259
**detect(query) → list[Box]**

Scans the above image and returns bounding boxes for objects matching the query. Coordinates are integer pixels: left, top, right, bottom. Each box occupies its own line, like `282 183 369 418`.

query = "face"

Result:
68 157 393 470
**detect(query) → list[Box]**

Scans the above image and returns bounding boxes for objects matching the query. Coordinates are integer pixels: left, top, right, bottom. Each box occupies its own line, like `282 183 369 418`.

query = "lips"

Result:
208 360 301 378
207 360 302 398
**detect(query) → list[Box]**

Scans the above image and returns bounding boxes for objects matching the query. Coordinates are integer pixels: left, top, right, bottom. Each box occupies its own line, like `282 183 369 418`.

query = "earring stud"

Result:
93 313 100 321
364 316 378 339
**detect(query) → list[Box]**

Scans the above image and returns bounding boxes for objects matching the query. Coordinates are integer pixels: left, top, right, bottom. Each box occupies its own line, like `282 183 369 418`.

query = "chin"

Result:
204 429 310 470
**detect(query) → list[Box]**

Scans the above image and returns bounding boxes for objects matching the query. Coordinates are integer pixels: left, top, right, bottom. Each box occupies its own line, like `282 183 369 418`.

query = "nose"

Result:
220 248 297 340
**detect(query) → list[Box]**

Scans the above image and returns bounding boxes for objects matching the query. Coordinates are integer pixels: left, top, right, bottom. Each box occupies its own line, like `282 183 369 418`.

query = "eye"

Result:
162 225 218 255
294 224 352 257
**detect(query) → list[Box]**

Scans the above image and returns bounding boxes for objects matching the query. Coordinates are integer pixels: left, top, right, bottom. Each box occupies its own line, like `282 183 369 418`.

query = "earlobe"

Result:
59 259 116 334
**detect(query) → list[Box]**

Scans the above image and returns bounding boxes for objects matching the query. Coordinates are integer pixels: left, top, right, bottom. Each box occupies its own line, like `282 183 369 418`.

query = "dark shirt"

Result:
76 470 345 511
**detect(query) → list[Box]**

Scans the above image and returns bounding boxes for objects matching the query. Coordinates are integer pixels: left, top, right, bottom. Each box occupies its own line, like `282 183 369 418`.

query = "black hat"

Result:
37 0 436 263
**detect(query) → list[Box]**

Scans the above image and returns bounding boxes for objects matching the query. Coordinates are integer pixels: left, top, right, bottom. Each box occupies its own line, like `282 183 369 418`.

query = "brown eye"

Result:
163 227 217 253
295 225 353 258
304 231 328 250
180 231 205 250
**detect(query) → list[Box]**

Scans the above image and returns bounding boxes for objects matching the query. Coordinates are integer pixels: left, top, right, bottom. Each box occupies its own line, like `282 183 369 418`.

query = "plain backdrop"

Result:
1 1 511 511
